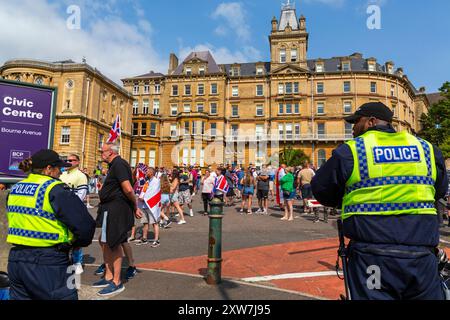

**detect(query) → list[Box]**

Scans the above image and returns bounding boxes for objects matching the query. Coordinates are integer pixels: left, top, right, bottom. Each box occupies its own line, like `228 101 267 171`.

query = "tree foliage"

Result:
279 145 310 167
419 82 450 159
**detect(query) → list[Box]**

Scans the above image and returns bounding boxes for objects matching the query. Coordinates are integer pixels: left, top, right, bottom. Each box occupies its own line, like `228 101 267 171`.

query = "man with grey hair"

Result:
92 142 142 297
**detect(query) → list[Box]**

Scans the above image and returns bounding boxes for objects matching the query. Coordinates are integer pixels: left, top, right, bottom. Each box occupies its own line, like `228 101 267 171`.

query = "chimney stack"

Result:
168 53 178 75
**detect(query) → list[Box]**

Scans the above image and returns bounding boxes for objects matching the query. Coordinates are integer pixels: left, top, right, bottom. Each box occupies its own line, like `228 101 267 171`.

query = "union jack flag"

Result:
107 114 121 143
134 163 148 195
212 175 229 196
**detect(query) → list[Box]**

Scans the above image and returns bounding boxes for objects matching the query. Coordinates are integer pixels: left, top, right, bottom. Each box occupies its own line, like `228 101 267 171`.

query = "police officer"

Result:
6 149 96 300
311 102 449 300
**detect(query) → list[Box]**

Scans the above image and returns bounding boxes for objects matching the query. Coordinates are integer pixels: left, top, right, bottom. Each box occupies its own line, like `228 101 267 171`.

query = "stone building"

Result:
123 3 430 168
0 59 133 173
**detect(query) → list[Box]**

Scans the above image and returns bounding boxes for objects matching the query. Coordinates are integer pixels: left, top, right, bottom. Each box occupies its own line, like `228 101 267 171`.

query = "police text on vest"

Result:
373 146 421 164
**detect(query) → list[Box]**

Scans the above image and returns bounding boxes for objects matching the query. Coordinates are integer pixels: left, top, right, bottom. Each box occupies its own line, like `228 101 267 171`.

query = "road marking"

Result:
241 271 342 282
83 264 326 300
440 239 450 245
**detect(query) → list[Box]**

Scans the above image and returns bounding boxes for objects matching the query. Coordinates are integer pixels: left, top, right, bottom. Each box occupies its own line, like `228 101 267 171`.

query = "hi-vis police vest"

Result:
7 174 74 247
342 130 437 220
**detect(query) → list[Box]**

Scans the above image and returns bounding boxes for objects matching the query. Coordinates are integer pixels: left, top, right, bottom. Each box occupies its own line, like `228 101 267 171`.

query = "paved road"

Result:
80 194 450 300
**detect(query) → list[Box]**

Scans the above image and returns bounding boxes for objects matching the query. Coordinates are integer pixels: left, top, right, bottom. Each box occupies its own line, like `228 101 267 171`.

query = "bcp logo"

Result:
12 151 25 158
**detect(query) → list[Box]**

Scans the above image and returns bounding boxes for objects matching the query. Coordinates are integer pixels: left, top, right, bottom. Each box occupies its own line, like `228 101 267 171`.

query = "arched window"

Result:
318 149 326 168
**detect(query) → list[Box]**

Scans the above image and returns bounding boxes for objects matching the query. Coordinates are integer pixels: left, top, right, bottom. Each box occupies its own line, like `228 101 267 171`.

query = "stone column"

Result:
0 190 10 272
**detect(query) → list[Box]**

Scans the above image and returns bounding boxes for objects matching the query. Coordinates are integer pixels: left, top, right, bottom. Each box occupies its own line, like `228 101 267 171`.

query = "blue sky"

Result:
1 0 449 92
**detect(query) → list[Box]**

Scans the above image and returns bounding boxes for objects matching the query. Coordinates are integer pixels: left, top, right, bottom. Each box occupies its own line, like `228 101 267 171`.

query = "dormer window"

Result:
199 67 205 76
231 67 240 77
388 66 394 74
185 67 192 76
291 49 298 62
316 63 324 73
342 62 351 71
280 48 286 63
368 63 376 72
256 67 264 76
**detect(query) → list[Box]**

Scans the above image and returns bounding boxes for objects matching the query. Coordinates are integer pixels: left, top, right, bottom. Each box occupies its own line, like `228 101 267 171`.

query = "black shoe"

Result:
136 239 148 246
150 240 160 248
164 220 172 228
125 266 137 280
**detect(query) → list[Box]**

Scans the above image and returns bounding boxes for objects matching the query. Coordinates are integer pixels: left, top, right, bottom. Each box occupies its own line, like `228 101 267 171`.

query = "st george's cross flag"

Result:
107 114 121 143
142 177 161 220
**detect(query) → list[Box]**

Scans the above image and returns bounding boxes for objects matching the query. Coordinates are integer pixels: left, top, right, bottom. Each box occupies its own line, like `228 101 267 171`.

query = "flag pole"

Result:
118 114 123 156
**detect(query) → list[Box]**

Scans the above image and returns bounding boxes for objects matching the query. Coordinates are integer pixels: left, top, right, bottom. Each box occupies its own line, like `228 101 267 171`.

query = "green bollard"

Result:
206 197 224 285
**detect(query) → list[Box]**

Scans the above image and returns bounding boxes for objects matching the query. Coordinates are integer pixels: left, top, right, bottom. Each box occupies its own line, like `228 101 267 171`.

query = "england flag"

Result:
143 177 161 221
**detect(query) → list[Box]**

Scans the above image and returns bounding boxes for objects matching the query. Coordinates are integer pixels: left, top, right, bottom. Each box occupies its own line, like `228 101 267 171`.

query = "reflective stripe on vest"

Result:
8 228 59 241
7 174 73 246
342 131 437 220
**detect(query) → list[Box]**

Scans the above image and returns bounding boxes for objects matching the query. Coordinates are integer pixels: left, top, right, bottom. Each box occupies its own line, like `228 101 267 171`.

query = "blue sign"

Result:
373 146 421 164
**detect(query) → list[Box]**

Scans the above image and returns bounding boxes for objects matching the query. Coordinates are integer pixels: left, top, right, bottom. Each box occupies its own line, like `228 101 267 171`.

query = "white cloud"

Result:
212 2 250 42
0 0 165 84
178 43 262 65
214 25 228 37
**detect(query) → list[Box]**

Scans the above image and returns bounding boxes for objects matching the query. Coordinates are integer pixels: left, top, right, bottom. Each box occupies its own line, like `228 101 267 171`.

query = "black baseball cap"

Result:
344 102 394 124
31 149 72 169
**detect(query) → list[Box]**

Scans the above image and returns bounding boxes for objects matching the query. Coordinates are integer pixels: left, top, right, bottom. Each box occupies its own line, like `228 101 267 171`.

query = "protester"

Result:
212 167 229 202
159 174 173 228
256 165 270 214
138 168 161 248
60 153 89 275
179 167 194 217
201 169 215 215
93 142 141 297
280 166 295 221
298 161 315 214
240 169 256 214
170 169 187 224
190 166 198 196
268 165 275 202
275 164 287 210
235 165 244 199
225 166 235 206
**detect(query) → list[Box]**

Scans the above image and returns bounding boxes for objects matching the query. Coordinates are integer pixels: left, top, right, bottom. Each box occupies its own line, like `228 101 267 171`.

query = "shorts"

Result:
161 193 170 206
301 184 313 199
285 191 296 201
141 207 159 224
257 189 269 199
170 192 179 203
243 186 254 196
178 189 192 205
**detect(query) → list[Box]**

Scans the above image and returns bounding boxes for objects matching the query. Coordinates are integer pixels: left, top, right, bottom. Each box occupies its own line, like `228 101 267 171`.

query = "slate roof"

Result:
172 51 221 75
221 62 271 77
133 71 165 79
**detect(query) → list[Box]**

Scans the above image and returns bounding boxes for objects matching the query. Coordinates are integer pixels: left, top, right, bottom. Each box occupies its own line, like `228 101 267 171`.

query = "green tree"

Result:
419 82 450 159
279 145 310 167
